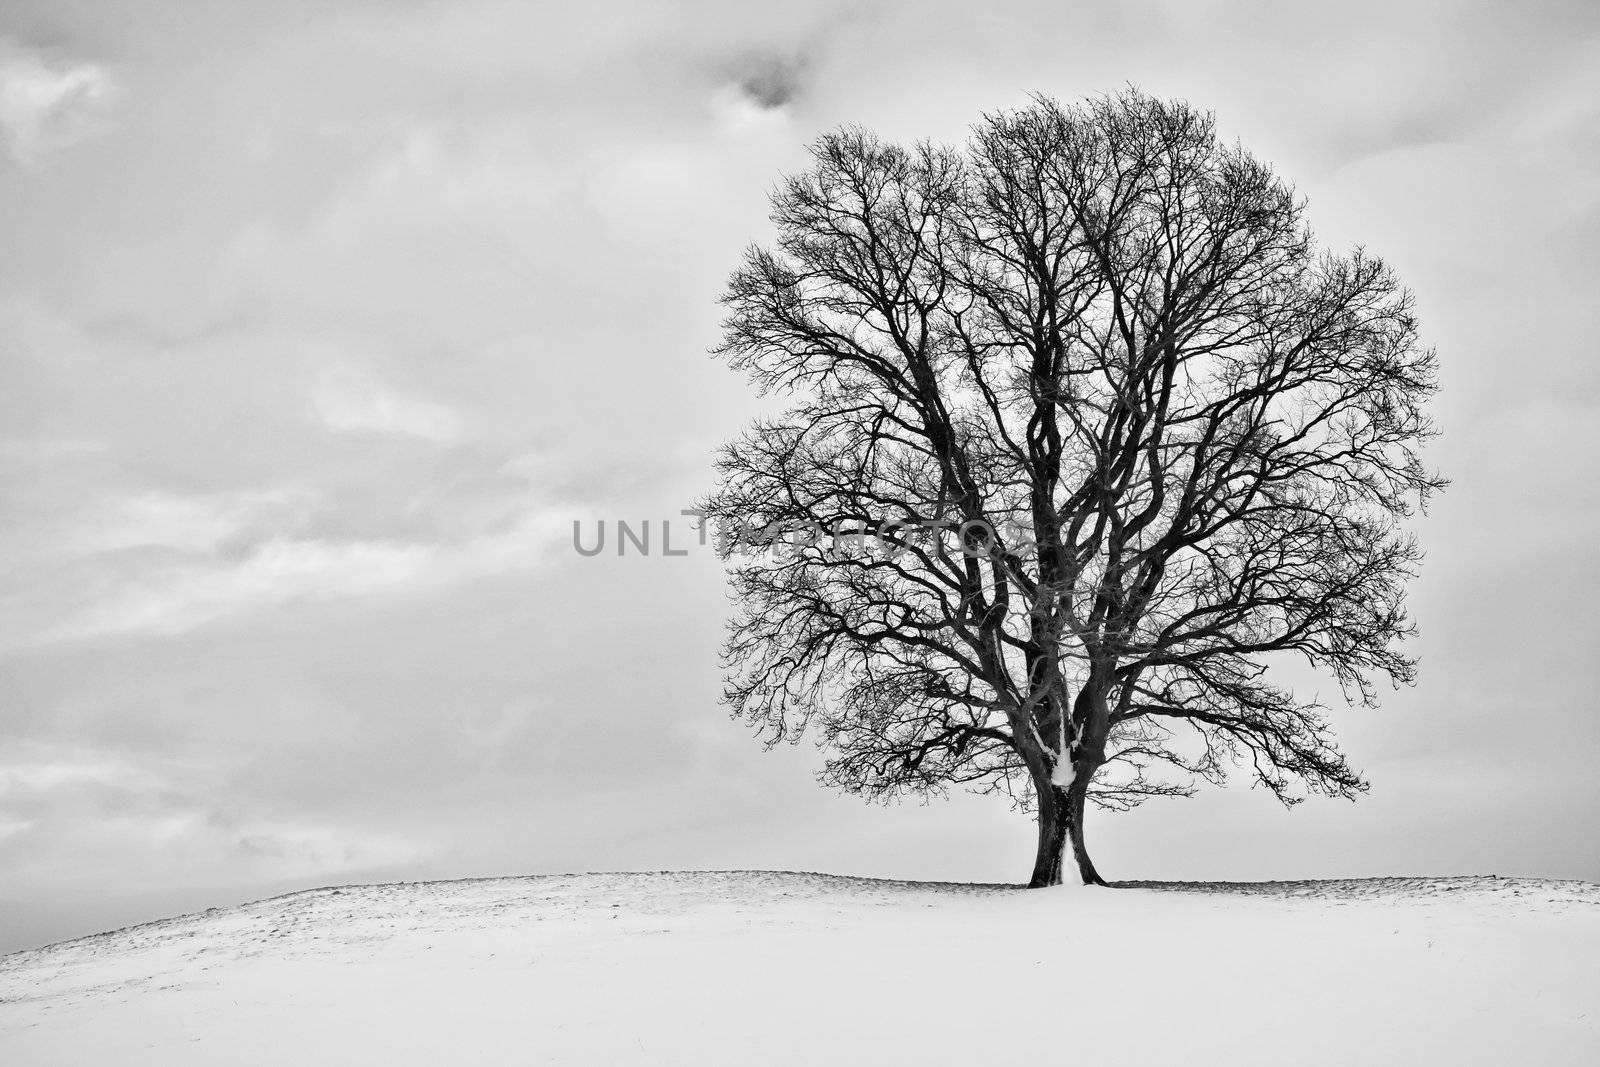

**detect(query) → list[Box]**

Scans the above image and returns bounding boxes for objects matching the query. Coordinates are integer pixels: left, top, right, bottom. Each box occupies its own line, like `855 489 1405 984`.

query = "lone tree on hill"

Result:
702 90 1443 886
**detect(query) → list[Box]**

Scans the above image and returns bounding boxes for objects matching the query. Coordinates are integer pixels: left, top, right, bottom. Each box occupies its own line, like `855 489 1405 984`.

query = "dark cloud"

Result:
733 51 808 110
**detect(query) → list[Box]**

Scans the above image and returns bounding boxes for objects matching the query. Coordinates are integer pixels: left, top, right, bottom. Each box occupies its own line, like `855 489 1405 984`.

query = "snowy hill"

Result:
3 871 1597 1065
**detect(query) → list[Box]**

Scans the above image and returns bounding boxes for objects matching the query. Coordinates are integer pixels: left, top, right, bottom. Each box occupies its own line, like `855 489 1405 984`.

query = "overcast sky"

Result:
2 0 1598 951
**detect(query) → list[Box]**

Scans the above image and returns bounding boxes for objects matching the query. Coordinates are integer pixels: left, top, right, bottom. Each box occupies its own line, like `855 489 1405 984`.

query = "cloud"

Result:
39 537 437 643
16 500 562 647
0 752 170 807
0 37 116 164
70 489 312 556
312 373 465 444
0 745 429 891
709 83 793 136
707 51 809 136
734 51 807 110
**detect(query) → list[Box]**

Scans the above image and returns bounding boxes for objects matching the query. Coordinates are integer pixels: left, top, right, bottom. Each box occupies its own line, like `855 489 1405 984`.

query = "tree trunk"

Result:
1028 776 1106 888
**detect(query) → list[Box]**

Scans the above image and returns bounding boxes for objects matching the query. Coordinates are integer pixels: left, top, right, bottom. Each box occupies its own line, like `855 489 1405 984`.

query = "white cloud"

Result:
72 489 313 557
708 82 792 136
0 38 116 165
228 817 429 874
0 747 430 890
0 753 168 800
18 501 562 646
312 373 465 443
51 537 438 641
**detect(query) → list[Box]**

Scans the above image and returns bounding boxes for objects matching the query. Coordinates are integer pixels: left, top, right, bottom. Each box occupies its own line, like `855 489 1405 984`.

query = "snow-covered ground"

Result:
2 871 1596 1064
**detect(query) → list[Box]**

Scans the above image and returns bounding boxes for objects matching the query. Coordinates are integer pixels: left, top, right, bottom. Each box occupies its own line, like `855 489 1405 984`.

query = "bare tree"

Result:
702 90 1443 886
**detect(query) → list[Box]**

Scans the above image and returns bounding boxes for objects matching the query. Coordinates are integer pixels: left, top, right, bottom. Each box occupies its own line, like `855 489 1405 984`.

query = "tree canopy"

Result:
703 89 1443 885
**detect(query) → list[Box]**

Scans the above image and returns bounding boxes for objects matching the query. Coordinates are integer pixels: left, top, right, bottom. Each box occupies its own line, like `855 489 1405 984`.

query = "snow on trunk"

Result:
1050 752 1076 789
1051 712 1075 789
